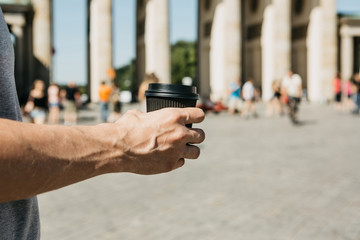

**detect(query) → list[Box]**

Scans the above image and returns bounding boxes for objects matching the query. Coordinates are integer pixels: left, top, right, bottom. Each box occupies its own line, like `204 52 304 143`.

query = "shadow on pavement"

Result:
291 119 317 126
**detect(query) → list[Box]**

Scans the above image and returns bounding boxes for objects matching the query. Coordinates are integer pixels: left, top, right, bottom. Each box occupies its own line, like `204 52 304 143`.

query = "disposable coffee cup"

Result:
145 83 199 127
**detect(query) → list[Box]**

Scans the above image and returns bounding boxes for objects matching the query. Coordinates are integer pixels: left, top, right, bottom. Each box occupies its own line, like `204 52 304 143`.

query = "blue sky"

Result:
53 0 359 85
53 0 197 85
337 0 360 14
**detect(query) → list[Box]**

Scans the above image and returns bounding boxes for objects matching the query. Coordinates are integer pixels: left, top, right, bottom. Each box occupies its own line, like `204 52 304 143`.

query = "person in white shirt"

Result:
242 78 257 118
282 70 302 98
281 70 302 123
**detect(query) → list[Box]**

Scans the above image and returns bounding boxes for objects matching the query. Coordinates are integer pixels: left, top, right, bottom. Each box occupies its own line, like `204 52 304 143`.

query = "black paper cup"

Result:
145 83 199 127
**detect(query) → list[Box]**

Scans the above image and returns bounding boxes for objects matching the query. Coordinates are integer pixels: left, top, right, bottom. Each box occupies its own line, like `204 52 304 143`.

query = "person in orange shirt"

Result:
99 81 113 122
333 72 342 111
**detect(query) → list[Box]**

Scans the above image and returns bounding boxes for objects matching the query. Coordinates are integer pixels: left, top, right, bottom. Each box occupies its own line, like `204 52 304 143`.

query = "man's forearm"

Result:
0 119 122 203
0 108 205 203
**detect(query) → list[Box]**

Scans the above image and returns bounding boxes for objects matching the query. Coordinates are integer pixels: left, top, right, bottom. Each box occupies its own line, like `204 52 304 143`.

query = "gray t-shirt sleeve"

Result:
0 9 22 122
0 7 40 240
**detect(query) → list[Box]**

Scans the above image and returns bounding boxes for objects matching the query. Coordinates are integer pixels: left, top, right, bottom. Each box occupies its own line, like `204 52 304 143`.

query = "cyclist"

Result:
281 70 302 123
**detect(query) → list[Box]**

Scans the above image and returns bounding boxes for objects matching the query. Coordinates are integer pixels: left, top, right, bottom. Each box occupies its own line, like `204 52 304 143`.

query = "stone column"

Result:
274 0 291 79
200 40 211 99
145 0 170 83
210 2 225 101
262 0 291 101
224 0 241 87
321 0 337 102
307 6 323 102
31 0 52 83
90 0 113 102
197 0 211 99
340 29 353 82
200 0 241 101
136 0 147 88
307 0 337 102
261 4 276 102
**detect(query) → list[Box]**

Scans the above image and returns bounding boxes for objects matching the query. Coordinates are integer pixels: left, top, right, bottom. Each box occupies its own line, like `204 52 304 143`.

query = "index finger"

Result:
178 108 205 125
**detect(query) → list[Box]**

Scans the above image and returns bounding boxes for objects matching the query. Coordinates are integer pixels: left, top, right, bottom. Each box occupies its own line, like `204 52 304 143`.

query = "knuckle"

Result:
126 109 141 117
176 128 187 140
132 109 142 115
170 110 182 122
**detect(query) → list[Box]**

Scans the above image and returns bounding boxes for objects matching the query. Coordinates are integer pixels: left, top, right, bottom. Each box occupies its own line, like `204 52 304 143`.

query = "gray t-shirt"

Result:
0 7 40 239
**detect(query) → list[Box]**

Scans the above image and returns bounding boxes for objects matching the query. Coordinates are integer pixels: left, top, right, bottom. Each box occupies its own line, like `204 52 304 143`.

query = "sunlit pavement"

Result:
38 103 360 240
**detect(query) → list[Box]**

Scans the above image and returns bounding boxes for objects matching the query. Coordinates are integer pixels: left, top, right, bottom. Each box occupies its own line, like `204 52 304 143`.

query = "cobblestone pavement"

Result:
38 103 360 240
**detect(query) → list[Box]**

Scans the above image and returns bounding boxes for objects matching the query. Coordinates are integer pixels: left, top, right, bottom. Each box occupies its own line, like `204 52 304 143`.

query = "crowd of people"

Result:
22 72 166 126
22 70 360 126
332 72 360 115
24 80 80 125
227 78 261 118
224 70 303 122
222 69 360 122
23 79 122 125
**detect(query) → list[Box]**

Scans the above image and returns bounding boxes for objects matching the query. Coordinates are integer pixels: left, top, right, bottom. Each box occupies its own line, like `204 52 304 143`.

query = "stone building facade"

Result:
1 0 360 103
195 0 339 102
138 0 358 103
1 0 52 104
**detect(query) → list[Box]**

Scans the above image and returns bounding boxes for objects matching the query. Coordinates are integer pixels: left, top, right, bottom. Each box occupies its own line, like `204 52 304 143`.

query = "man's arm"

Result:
0 108 205 203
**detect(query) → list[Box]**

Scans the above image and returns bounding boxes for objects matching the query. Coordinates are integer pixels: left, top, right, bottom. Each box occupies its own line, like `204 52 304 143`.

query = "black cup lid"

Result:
145 83 199 100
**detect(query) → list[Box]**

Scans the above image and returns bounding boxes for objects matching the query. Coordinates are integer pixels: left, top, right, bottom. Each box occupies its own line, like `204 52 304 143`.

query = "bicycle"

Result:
288 96 300 124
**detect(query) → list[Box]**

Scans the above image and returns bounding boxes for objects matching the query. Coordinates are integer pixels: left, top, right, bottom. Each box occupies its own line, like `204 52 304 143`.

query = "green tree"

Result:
115 59 136 91
114 40 197 91
171 40 196 85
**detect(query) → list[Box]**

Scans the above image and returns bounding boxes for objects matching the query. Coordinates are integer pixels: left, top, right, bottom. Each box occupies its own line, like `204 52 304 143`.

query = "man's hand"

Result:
113 108 205 175
0 108 204 202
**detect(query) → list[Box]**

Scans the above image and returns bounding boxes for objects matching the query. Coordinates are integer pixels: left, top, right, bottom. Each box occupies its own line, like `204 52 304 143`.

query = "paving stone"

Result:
39 103 360 239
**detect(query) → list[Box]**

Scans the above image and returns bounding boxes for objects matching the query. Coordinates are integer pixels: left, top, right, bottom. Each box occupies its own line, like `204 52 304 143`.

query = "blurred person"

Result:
332 73 342 111
343 79 355 112
254 87 262 103
64 81 80 125
241 78 257 118
267 80 282 117
227 79 243 115
138 73 159 112
109 81 121 120
47 83 60 124
59 87 67 110
98 81 113 122
351 73 360 115
280 85 289 109
282 70 302 123
111 81 121 105
107 101 122 123
0 8 205 239
24 80 47 124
